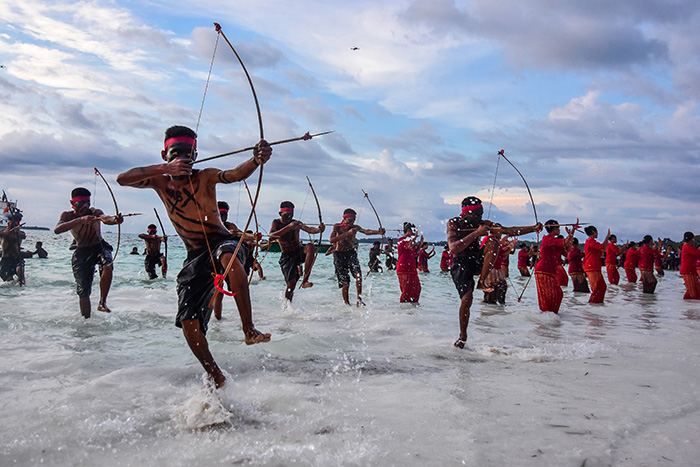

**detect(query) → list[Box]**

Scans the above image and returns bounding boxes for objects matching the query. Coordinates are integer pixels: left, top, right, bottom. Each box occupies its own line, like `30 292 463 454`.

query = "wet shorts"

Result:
334 249 361 288
0 256 24 281
279 248 304 284
71 240 113 298
450 254 483 298
176 238 248 334
145 253 164 279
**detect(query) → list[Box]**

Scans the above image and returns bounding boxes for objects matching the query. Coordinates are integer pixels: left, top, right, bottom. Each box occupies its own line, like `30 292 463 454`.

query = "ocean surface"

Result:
1 230 699 466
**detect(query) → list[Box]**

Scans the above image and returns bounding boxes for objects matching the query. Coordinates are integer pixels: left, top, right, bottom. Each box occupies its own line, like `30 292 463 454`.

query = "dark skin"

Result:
54 201 123 317
447 207 542 347
269 209 325 301
117 138 271 389
0 220 27 285
329 215 385 306
138 229 168 278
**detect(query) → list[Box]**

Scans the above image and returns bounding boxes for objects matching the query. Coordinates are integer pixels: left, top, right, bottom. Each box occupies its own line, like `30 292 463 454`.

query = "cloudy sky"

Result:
1 0 699 242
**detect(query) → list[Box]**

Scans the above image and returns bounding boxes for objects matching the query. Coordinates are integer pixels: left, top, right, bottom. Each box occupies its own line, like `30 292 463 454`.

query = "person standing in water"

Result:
329 208 385 306
117 125 271 389
139 224 167 279
0 213 26 285
605 234 621 285
583 225 610 303
680 231 700 300
638 235 659 294
54 187 123 317
269 201 325 302
447 196 541 348
396 222 422 303
534 220 576 313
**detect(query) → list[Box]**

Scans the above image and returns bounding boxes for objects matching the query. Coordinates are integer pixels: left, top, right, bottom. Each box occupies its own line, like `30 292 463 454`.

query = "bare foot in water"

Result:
300 280 313 289
356 297 366 307
454 337 467 349
97 302 111 313
245 328 271 345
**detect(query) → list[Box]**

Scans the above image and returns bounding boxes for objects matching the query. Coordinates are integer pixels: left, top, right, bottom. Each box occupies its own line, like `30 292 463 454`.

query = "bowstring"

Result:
487 153 500 220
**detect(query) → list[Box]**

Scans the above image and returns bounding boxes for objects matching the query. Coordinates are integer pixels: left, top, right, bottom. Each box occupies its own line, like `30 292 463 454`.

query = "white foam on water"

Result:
1 231 700 466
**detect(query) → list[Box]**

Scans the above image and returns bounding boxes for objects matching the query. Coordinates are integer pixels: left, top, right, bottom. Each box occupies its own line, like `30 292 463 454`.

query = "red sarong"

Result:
682 274 700 300
556 265 568 287
398 272 421 303
535 272 563 313
606 264 620 285
624 267 637 283
586 270 607 303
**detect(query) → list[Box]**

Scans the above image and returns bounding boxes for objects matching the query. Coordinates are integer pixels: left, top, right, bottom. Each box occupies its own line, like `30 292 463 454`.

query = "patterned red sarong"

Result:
606 264 620 285
586 270 607 303
398 272 421 303
683 274 700 300
535 272 563 313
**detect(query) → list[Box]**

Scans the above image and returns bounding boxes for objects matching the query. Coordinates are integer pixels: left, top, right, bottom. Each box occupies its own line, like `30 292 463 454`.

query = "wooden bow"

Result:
94 167 121 263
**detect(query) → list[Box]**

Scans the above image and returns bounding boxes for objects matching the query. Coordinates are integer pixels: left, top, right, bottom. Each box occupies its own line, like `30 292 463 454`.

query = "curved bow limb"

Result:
299 176 323 289
94 167 121 263
361 189 384 278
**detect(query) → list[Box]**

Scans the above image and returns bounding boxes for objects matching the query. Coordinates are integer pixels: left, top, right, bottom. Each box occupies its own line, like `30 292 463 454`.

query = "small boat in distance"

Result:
1 191 49 231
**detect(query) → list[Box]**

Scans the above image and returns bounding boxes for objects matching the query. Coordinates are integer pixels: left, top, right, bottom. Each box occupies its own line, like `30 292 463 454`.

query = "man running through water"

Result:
117 125 271 389
139 224 167 279
269 201 325 302
54 187 123 317
329 208 385 306
447 196 541 348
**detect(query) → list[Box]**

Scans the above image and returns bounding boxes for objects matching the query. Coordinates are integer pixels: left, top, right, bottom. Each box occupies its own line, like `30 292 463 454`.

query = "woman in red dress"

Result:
680 231 700 300
396 222 422 303
623 242 639 283
584 225 609 303
568 237 589 293
535 220 576 313
638 235 658 294
605 234 621 285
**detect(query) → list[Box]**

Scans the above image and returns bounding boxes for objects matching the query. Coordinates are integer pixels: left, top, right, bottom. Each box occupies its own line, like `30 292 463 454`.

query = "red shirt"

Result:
518 249 529 268
624 248 639 268
567 247 584 274
605 243 620 266
396 236 418 274
535 234 565 275
638 244 655 271
584 238 604 271
680 243 700 275
440 250 452 270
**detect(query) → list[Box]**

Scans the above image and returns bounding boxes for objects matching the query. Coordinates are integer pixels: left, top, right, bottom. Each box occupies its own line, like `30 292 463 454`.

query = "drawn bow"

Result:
94 167 121 263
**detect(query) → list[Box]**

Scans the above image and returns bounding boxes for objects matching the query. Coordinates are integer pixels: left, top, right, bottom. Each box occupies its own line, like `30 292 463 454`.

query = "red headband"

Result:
280 208 294 213
343 213 356 219
219 208 229 213
461 204 483 214
164 136 196 150
71 196 90 203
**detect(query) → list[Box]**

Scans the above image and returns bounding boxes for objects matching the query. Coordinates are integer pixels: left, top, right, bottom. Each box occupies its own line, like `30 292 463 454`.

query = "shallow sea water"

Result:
1 231 699 466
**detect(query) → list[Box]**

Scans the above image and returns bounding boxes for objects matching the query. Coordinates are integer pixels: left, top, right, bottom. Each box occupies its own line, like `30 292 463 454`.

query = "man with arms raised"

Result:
447 196 541 348
117 125 270 389
54 188 123 317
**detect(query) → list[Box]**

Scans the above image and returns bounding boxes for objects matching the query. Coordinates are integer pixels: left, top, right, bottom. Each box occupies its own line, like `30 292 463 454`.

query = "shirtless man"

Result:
269 201 325 302
54 187 123 317
117 125 270 389
213 201 263 320
329 208 385 306
0 213 26 285
447 196 541 348
138 224 167 279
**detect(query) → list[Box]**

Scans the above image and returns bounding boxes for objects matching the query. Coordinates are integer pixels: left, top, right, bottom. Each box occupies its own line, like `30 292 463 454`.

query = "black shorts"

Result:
144 253 164 279
279 248 304 284
450 253 483 298
0 256 24 281
71 240 113 298
175 238 248 334
334 249 361 288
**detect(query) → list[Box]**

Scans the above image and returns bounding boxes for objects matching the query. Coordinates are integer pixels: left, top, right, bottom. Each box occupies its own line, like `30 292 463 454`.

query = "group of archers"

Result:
4 125 697 390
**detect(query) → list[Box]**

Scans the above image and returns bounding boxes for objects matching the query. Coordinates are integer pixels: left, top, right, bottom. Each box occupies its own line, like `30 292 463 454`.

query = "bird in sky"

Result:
350 47 359 51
